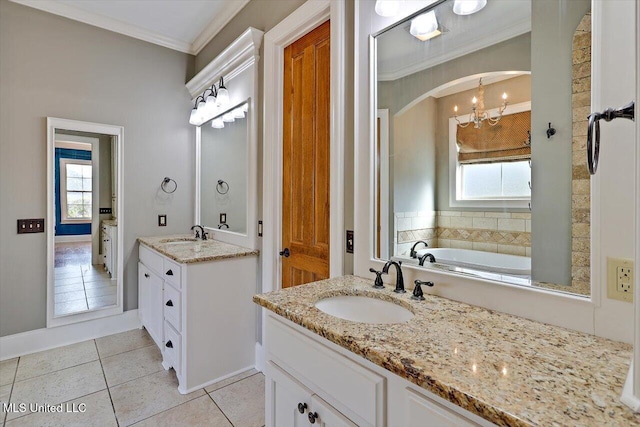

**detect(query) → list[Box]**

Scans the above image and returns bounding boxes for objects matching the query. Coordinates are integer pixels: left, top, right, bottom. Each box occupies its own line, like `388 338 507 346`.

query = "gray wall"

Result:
531 0 590 285
0 0 195 336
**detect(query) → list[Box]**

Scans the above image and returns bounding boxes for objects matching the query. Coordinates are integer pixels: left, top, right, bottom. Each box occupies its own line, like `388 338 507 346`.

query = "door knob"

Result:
279 248 290 257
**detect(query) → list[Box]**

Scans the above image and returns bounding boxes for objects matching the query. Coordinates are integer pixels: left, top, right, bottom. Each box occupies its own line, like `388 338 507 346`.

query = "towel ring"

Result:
587 101 635 175
216 180 229 195
161 177 177 193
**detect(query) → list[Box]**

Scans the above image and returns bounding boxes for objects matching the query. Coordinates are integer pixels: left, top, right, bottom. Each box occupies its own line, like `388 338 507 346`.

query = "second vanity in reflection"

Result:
137 235 258 394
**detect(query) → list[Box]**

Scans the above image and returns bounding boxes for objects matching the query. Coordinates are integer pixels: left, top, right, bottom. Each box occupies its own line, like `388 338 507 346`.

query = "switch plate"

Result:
17 218 45 234
258 220 263 237
220 213 227 224
158 215 167 227
346 230 354 254
100 208 112 214
607 257 634 302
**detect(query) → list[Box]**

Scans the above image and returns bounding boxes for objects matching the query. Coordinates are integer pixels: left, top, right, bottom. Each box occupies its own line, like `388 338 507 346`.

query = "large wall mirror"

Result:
199 100 250 235
47 118 124 327
373 0 592 296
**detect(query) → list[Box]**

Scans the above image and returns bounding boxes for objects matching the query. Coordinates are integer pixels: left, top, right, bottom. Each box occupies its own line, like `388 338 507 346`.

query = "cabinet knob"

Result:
165 300 173 307
308 412 318 424
144 273 150 278
166 269 174 276
297 402 307 414
165 340 173 348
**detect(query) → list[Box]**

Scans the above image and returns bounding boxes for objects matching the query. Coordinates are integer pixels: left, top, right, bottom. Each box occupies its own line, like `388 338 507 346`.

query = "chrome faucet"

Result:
191 225 207 240
382 260 405 293
418 253 436 266
410 241 429 258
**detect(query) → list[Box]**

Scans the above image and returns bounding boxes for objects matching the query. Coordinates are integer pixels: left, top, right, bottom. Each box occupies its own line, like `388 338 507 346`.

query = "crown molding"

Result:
10 0 250 56
191 0 251 55
186 27 264 99
377 18 531 82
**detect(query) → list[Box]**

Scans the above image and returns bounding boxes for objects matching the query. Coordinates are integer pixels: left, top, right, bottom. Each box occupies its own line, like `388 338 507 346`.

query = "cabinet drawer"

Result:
163 258 181 288
266 316 384 427
139 244 163 275
163 283 181 331
163 320 181 375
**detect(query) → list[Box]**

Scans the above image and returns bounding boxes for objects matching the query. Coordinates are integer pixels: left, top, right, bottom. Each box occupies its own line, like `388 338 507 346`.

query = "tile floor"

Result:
0 329 265 427
54 243 117 316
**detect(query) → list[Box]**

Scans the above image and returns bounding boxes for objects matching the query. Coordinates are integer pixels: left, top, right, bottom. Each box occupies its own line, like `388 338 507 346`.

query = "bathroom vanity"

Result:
138 235 258 394
254 276 640 426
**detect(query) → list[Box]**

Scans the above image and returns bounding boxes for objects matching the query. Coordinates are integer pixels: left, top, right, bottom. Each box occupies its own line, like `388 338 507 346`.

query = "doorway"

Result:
47 118 123 327
281 20 331 288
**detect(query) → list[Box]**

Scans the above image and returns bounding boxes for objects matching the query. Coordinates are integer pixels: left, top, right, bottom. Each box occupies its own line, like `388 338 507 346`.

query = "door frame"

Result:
262 0 346 295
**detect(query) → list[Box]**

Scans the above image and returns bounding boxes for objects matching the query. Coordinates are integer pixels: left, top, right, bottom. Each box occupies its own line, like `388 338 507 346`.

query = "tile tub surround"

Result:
138 234 259 264
253 275 640 426
1 329 265 427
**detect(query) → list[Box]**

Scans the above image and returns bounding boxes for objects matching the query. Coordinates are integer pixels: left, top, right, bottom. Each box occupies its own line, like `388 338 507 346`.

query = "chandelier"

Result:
454 79 508 128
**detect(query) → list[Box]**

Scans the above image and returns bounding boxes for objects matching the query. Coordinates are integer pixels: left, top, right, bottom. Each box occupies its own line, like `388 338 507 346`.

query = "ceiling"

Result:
10 0 250 55
377 0 531 81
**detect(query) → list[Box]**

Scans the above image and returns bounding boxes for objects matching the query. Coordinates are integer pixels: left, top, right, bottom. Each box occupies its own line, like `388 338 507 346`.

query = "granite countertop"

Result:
102 219 117 227
253 275 640 426
138 234 259 264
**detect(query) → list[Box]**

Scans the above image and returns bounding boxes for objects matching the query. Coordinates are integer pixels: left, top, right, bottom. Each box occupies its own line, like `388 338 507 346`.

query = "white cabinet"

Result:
138 243 257 394
264 313 491 427
266 361 356 427
102 223 117 277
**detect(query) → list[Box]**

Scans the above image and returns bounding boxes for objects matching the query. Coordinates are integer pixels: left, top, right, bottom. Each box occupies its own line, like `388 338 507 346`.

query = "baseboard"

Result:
621 361 640 412
178 365 256 395
55 234 92 243
255 341 264 373
0 309 141 361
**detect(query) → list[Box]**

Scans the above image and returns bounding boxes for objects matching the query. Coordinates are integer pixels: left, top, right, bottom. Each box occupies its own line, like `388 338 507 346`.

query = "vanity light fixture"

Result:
452 0 487 16
210 102 248 129
232 107 245 119
375 0 401 17
453 78 508 128
222 112 235 123
204 86 217 115
409 10 441 41
216 77 230 107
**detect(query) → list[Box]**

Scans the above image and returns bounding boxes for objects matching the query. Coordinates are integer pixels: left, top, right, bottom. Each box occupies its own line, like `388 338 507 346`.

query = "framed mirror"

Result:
199 100 250 235
372 0 592 296
47 118 124 327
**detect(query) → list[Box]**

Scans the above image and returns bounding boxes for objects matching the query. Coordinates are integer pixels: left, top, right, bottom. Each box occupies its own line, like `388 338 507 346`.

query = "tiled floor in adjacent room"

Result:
0 329 265 427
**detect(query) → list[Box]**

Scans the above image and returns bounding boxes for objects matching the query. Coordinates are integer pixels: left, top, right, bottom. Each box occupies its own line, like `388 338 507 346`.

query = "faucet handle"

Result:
369 268 385 289
412 280 434 301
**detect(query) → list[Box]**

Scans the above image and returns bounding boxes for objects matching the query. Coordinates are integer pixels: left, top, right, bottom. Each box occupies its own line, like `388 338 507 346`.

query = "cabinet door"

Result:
265 362 313 427
406 388 478 427
309 395 357 427
138 263 163 348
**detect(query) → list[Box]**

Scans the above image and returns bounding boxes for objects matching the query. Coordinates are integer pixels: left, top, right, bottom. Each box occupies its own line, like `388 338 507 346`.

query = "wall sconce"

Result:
209 102 249 130
189 77 231 126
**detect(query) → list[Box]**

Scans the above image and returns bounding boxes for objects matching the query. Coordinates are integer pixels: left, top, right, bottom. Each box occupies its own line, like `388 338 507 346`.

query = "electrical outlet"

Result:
220 213 227 224
607 257 634 302
158 215 167 227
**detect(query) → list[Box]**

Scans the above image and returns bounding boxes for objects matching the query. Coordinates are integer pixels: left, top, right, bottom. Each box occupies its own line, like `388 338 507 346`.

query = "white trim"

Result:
262 0 345 297
55 141 91 151
255 342 264 373
186 27 264 99
191 0 251 55
448 101 532 210
47 118 124 329
0 309 140 361
55 235 91 244
376 109 390 259
59 158 93 224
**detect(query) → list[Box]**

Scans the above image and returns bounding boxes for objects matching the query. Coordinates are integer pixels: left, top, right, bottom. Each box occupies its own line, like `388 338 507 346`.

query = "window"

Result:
60 159 92 222
460 161 531 200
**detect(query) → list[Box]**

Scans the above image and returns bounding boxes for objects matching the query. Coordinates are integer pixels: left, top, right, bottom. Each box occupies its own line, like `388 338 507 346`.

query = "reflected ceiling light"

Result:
453 0 487 16
453 78 508 128
222 112 235 123
241 102 249 112
211 118 224 129
409 10 441 41
375 0 401 17
232 108 245 119
216 77 230 107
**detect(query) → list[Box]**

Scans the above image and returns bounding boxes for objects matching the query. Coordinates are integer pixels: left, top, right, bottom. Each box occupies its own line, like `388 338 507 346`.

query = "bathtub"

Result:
409 248 531 276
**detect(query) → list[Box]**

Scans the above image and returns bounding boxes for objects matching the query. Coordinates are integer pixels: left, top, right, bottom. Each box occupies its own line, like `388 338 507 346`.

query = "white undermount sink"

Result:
315 295 414 324
160 238 198 246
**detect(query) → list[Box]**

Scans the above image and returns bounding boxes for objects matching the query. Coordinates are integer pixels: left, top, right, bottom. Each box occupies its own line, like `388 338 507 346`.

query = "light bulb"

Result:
222 112 235 123
502 92 507 100
472 96 477 104
211 118 224 129
374 0 400 17
189 108 198 125
453 0 487 16
409 11 440 41
232 108 245 119
454 105 458 113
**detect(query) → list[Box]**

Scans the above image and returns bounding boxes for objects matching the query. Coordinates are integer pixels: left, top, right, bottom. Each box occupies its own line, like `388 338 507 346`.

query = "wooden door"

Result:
282 21 331 288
